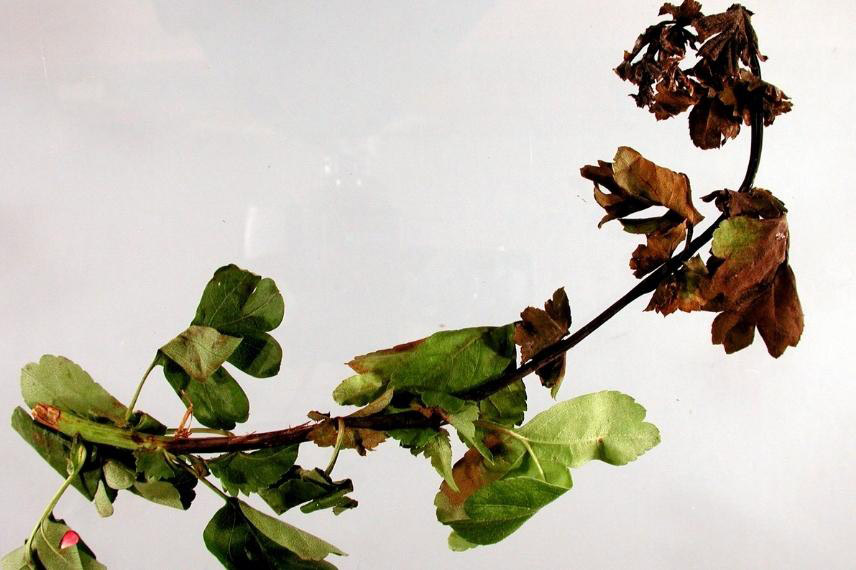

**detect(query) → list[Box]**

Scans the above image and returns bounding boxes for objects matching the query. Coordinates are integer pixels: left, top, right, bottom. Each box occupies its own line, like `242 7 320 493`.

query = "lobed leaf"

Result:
514 289 571 397
208 445 299 496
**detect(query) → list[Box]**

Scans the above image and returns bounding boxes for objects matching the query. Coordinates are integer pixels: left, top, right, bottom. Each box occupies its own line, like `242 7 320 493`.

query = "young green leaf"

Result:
208 445 299 496
203 499 344 569
1 516 105 570
389 428 459 491
133 448 179 481
435 391 660 548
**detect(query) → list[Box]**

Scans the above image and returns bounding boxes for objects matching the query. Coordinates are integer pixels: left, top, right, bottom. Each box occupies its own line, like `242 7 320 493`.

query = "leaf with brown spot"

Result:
514 288 571 396
308 420 386 456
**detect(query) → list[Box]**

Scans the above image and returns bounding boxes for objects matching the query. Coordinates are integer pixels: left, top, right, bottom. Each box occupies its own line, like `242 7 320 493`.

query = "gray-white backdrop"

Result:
1 1 852 568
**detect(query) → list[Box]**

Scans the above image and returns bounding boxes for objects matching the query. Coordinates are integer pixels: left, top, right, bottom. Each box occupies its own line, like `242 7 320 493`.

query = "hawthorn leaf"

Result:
308 421 386 455
194 267 284 338
160 356 249 430
103 459 135 491
133 448 178 481
204 500 339 570
712 263 803 357
1 516 105 570
422 430 458 492
93 481 114 518
21 356 129 426
581 160 653 226
688 95 742 149
515 288 571 396
333 326 516 407
260 467 356 515
517 391 660 468
708 215 788 304
478 379 527 428
646 255 710 315
131 480 190 510
611 147 703 225
208 445 299 496
226 332 282 379
159 325 241 381
10 407 101 500
702 187 787 219
435 391 659 548
621 215 687 277
447 532 478 552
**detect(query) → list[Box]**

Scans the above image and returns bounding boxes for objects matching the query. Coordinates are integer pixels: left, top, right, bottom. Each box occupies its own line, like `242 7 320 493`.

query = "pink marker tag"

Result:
59 530 80 550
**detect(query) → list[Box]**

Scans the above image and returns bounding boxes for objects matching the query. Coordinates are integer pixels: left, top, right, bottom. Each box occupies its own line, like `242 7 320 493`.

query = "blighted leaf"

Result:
160 355 249 430
612 147 703 225
208 445 299 496
204 500 340 569
646 255 710 315
622 214 688 277
708 215 788 305
689 94 742 149
435 391 659 548
308 421 385 455
159 325 241 381
333 326 516 406
10 407 101 500
712 263 803 357
515 288 571 395
695 3 761 77
260 467 356 515
21 355 130 426
581 160 653 226
702 188 787 219
1 516 105 570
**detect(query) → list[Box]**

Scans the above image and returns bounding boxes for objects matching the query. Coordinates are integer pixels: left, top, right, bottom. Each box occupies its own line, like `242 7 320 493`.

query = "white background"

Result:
1 1 853 568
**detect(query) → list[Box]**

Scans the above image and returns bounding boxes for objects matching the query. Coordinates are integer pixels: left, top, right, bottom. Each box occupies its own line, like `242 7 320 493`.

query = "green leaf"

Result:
423 430 458 492
194 267 284 337
131 480 191 510
478 379 527 427
94 481 114 518
10 408 101 500
159 325 242 381
157 265 285 428
1 516 106 570
334 325 516 406
102 460 135 490
259 468 356 516
203 499 344 569
20 355 130 426
160 356 249 430
133 449 178 481
516 390 661 468
226 333 282 378
208 445 299 496
434 391 660 548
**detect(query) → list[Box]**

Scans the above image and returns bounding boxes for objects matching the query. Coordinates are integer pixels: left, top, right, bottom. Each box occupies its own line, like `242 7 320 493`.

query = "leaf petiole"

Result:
25 445 87 564
124 356 158 424
324 417 346 476
475 420 545 480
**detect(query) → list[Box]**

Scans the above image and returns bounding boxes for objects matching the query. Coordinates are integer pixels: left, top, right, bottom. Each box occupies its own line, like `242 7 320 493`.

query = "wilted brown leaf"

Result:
309 420 386 456
621 214 688 277
695 4 763 78
702 187 787 219
646 255 710 315
514 288 571 394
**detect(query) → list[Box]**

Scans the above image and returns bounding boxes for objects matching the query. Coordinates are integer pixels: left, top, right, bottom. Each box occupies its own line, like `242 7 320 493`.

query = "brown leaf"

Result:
621 214 688 277
706 215 789 305
515 288 571 392
308 420 386 456
702 188 787 219
688 95 742 149
437 434 504 509
646 255 710 315
581 160 653 226
695 4 763 78
612 147 704 225
712 263 803 357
